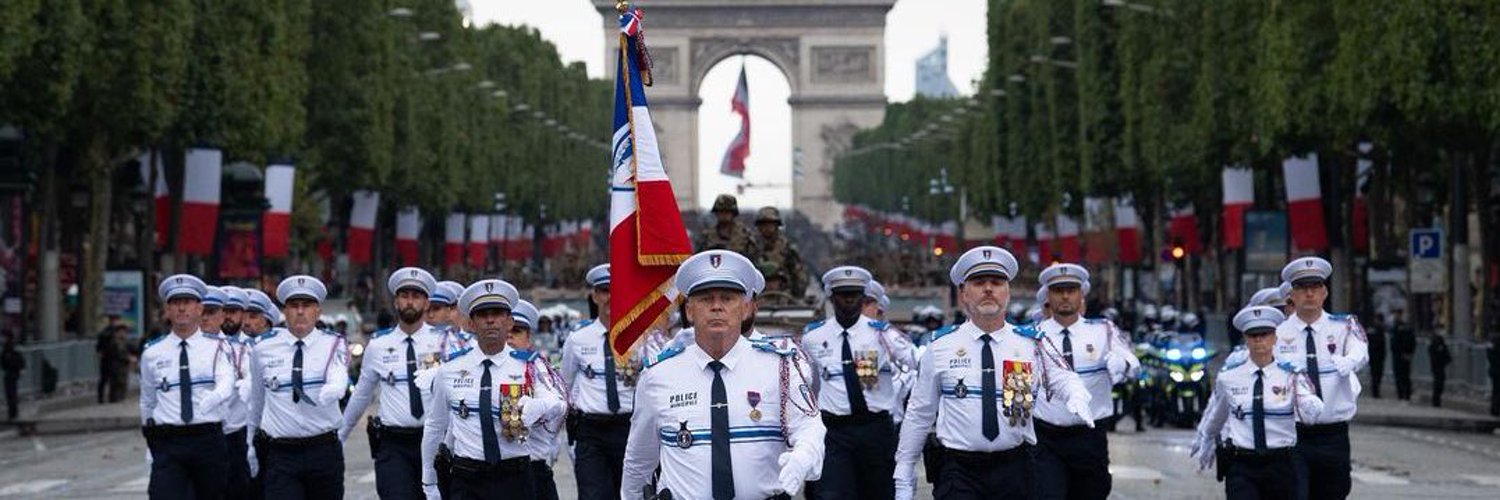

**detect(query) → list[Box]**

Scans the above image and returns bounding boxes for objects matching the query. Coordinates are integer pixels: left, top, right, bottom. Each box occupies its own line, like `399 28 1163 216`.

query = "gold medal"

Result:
749 408 762 421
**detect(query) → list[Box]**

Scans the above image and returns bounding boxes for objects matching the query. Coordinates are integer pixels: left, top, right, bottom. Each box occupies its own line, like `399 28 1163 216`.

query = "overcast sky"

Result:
471 0 988 209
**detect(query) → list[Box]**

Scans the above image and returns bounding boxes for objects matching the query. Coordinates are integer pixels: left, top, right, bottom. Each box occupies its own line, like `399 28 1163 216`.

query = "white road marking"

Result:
0 479 68 495
1110 465 1164 481
1459 474 1500 487
1351 470 1410 485
30 437 45 452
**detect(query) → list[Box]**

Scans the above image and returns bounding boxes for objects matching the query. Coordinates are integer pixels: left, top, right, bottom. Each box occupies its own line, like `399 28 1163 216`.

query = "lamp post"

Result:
930 167 966 253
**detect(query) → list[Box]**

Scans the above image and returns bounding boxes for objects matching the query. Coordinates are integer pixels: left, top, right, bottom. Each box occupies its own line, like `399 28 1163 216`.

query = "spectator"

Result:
1429 334 1452 407
3 332 24 420
100 325 131 403
1367 314 1388 398
1391 309 1416 401
93 314 122 404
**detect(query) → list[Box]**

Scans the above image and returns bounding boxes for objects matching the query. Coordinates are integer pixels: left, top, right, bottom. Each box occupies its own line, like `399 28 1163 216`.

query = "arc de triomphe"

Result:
594 0 892 229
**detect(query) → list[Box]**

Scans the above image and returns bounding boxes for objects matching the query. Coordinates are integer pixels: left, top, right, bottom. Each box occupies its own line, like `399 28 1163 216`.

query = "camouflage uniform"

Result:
753 207 807 296
694 194 759 259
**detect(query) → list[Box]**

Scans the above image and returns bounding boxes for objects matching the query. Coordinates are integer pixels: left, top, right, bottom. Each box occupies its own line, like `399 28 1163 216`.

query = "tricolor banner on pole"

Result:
444 213 466 267
1083 197 1109 265
609 6 692 361
180 148 223 256
1168 204 1201 255
1282 154 1329 251
1114 197 1142 263
468 215 490 269
139 151 169 250
1034 222 1054 265
719 65 750 178
262 162 295 258
347 190 380 264
1221 165 1253 250
396 207 422 266
1055 213 1082 263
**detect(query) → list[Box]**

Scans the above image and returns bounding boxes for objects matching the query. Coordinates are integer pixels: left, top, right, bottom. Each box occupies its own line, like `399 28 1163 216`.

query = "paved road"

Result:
3 422 1500 498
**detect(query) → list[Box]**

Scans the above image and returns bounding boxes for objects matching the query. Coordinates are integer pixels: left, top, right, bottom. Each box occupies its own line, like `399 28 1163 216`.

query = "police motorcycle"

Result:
1144 329 1215 427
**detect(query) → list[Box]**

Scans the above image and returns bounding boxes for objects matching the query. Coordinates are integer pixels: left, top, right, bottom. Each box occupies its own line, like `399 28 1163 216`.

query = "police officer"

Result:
420 279 566 500
1276 257 1367 500
1234 288 1286 349
341 267 452 499
753 206 806 295
204 286 255 499
1192 306 1325 500
1032 263 1140 500
862 280 891 322
244 289 282 336
246 275 350 499
141 274 237 500
560 264 639 499
802 266 914 499
509 299 569 500
695 194 759 258
894 246 1093 500
621 249 826 500
428 280 463 331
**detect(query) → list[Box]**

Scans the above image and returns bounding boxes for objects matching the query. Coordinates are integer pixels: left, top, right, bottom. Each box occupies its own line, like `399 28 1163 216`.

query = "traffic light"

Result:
1170 245 1186 260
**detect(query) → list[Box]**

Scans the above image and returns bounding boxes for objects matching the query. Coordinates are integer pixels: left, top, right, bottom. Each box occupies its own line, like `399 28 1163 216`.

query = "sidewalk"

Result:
5 380 141 436
1354 374 1500 433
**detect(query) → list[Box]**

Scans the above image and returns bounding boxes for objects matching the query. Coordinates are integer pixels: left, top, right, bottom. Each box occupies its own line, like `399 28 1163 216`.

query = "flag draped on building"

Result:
347 191 380 264
396 207 422 266
263 163 295 258
609 6 692 361
719 65 751 178
1221 165 1253 250
1282 154 1329 251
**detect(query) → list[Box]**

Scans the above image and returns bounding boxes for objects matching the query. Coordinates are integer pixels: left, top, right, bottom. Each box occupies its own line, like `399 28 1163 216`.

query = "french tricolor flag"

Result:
347 191 380 264
489 214 505 257
1221 165 1253 250
262 162 295 258
139 151 169 250
395 207 422 266
444 213 466 267
1083 197 1109 264
468 214 489 269
180 148 223 256
1055 213 1082 263
1283 154 1329 251
719 66 750 178
1114 197 1142 263
1034 222 1054 265
1168 204 1201 255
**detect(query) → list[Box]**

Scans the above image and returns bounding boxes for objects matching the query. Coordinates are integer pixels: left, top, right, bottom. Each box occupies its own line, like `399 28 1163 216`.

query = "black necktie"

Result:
1060 328 1075 370
841 330 869 414
179 341 193 423
480 359 500 464
292 340 305 404
1253 369 1267 452
1304 326 1322 398
406 337 423 419
603 333 621 413
708 360 734 500
980 334 999 440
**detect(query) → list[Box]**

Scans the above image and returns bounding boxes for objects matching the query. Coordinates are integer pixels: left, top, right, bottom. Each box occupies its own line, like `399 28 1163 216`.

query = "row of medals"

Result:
454 386 530 442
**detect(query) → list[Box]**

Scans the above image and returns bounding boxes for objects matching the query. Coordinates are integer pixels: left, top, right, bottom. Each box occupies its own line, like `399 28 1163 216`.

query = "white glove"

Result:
317 383 344 406
1106 351 1129 380
1333 356 1356 376
894 476 916 500
1066 396 1095 428
518 396 544 426
775 452 815 496
247 445 259 477
1191 437 1216 472
236 378 251 403
423 483 440 500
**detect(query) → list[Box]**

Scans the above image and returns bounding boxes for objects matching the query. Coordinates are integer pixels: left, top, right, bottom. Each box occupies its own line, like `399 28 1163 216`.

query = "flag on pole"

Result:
1353 145 1374 253
139 151 169 250
444 213 466 266
396 207 421 266
1221 166 1253 250
1055 213 1082 263
719 65 750 178
263 162 295 258
347 191 380 264
468 215 490 269
1282 154 1329 251
1113 197 1143 263
609 6 692 361
180 148 223 256
1034 222 1054 265
1083 198 1109 264
1168 204 1201 255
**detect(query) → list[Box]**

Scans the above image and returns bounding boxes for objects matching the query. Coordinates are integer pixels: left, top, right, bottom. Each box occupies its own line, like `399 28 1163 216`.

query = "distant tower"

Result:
455 0 474 28
915 34 959 98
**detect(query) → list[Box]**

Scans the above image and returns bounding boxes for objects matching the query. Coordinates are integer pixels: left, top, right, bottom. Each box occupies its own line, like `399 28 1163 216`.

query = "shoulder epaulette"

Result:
750 338 797 357
372 327 395 339
256 329 280 341
931 324 960 341
1329 313 1358 324
868 320 890 331
320 328 343 338
803 319 827 333
144 333 168 349
573 319 596 331
445 346 473 362
1012 324 1044 340
646 343 685 369
508 349 534 361
1221 346 1248 372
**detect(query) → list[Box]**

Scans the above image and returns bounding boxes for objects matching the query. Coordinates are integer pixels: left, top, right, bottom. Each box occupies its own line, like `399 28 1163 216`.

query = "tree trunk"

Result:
36 143 62 342
79 136 114 341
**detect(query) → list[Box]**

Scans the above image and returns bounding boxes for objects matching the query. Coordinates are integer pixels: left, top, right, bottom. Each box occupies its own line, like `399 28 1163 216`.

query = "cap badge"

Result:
983 250 992 259
1253 310 1262 317
485 282 494 293
843 269 852 277
710 254 722 268
297 277 305 286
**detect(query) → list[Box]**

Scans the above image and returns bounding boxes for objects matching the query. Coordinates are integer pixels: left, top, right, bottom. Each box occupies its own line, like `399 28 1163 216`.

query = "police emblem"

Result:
1326 336 1336 354
953 378 968 399
159 377 171 393
584 365 597 379
458 399 470 419
1086 344 1096 360
676 421 694 448
710 254 722 268
747 391 763 421
384 371 397 386
266 376 279 390
982 250 992 259
956 348 966 358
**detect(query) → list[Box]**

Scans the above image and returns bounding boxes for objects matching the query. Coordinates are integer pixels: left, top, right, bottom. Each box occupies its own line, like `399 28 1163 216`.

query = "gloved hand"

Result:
317 383 344 406
776 452 815 495
1066 396 1095 428
247 445 259 477
1106 351 1129 380
1192 438 1216 472
236 378 251 403
519 396 546 426
893 463 917 500
1333 356 1357 376
423 483 441 500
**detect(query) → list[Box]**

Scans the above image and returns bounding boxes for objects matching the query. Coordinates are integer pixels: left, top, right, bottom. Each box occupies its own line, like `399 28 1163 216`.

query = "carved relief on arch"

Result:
688 37 800 90
819 121 861 172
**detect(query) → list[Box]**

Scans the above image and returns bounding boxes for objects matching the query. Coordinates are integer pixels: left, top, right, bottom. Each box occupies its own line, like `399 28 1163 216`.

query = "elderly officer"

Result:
203 286 255 499
801 265 914 499
621 250 825 500
509 299 569 500
1192 306 1325 500
1275 257 1367 500
895 246 1093 500
420 280 566 500
340 267 451 499
141 274 237 499
1032 263 1139 500
561 264 639 500
246 275 350 499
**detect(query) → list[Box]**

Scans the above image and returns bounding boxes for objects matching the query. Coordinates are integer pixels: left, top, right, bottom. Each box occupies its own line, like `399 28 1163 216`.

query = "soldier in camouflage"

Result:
694 194 759 258
752 206 807 297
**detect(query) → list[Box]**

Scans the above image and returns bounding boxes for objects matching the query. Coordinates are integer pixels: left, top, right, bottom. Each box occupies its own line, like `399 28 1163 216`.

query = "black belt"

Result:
821 410 891 426
258 430 338 448
1296 422 1349 437
143 422 223 439
449 455 530 475
380 425 423 437
1034 419 1093 437
944 443 1032 462
1223 446 1294 459
577 412 633 425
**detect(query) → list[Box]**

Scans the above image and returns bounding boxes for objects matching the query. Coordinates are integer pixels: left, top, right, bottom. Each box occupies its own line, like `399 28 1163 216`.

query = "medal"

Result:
676 421 694 448
423 352 441 369
855 351 880 390
620 355 640 387
1086 344 1096 360
266 376 278 390
1002 360 1034 427
953 378 968 399
747 391 762 421
500 384 529 442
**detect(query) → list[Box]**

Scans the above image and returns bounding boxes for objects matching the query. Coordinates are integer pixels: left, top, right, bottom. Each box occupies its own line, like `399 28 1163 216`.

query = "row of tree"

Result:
1 0 611 338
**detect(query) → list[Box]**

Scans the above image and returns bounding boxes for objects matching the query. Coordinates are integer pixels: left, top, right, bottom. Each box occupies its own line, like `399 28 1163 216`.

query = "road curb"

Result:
1354 412 1500 433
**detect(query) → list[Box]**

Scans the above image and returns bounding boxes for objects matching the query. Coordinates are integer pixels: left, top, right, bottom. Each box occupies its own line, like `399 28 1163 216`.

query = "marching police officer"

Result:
243 289 281 336
561 264 638 500
428 281 464 331
1192 306 1325 500
621 249 826 500
803 266 914 499
894 246 1093 500
1277 257 1367 500
246 275 350 499
420 279 566 499
141 274 237 499
1032 263 1140 500
863 280 891 322
204 286 255 499
509 299 569 500
341 267 454 499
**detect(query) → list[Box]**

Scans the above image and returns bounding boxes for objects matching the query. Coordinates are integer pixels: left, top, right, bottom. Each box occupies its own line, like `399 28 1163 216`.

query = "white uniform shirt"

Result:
1034 317 1139 424
622 336 826 500
560 319 637 415
246 329 350 438
895 321 1088 482
139 331 236 426
802 316 915 415
203 333 250 433
1196 359 1324 450
1274 311 1368 424
420 346 566 484
342 323 461 432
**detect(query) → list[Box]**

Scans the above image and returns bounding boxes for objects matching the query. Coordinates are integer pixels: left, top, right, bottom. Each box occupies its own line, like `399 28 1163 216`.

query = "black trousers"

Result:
4 374 18 420
934 445 1035 500
262 434 344 500
573 414 630 500
1393 356 1413 400
1295 423 1351 500
816 411 896 499
223 428 251 500
1224 450 1297 500
374 430 424 500
148 425 229 500
1431 371 1447 407
532 459 560 500
450 457 534 500
1369 347 1386 398
1034 422 1111 500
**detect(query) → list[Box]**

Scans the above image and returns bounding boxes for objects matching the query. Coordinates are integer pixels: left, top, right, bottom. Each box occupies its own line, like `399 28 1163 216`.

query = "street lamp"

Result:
929 167 966 252
388 7 414 18
418 31 443 42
